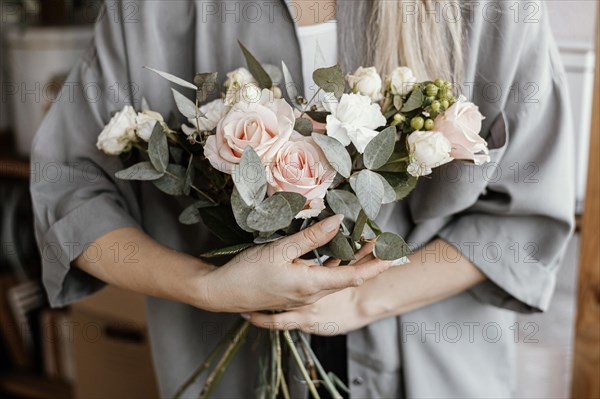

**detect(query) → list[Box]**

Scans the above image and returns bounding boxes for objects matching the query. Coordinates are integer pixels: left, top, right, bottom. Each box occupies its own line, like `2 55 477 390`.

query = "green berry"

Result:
431 101 441 112
393 113 405 123
441 99 450 109
425 83 439 97
410 116 425 131
434 78 445 88
424 119 435 130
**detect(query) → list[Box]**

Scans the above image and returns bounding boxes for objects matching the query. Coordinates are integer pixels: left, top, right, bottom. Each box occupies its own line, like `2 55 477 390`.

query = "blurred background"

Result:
0 1 598 398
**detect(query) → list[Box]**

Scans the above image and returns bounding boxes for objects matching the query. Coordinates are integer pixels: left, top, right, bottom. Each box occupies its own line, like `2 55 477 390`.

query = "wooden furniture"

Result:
571 10 600 399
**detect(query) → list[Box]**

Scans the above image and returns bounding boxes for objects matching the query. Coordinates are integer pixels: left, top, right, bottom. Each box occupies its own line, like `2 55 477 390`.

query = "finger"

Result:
354 254 375 265
242 311 302 331
275 214 344 259
323 257 341 267
312 258 392 291
349 242 375 264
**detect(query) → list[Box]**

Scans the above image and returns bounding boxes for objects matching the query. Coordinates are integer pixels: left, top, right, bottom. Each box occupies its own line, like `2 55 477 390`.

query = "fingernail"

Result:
240 313 250 320
321 214 344 233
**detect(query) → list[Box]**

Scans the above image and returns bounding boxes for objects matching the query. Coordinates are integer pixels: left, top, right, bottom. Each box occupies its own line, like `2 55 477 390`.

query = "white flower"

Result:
346 66 383 101
135 110 164 141
96 105 137 155
182 98 229 136
224 68 260 106
323 93 386 153
406 130 453 176
296 198 326 219
388 66 417 96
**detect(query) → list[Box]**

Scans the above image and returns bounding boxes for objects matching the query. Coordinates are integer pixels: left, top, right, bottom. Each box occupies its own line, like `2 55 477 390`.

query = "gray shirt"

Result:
31 1 575 397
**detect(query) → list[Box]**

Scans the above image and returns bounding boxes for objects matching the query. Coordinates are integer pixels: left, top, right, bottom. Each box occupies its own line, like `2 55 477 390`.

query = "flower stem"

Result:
283 330 321 399
297 333 343 399
198 321 251 399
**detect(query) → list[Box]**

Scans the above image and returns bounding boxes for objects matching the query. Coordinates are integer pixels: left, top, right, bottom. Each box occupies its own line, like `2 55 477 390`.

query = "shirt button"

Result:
352 377 364 386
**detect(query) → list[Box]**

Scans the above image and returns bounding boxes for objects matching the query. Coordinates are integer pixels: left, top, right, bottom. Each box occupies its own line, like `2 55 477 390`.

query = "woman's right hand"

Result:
194 215 393 313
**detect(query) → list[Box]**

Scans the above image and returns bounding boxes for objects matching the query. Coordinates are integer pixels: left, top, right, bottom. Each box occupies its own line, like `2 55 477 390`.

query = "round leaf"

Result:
115 162 163 181
311 133 352 178
246 195 293 232
363 126 396 170
354 170 384 220
374 232 411 260
232 147 267 207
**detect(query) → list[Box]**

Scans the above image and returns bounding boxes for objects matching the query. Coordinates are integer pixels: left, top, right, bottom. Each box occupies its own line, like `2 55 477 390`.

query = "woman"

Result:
31 0 574 397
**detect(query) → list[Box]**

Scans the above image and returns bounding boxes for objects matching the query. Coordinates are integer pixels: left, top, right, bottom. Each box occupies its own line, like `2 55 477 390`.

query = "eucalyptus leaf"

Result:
305 111 329 123
231 187 255 233
171 88 197 119
311 133 352 178
115 162 163 181
183 157 195 196
232 147 267 207
326 190 361 221
354 170 384 220
198 205 254 245
374 232 411 260
376 173 397 204
148 123 168 173
144 66 197 90
238 41 273 89
401 89 425 112
200 243 255 258
378 172 418 201
281 61 299 101
194 72 218 102
351 210 367 242
294 118 313 136
274 192 307 217
178 200 216 225
152 164 186 196
169 147 184 164
363 126 396 170
320 232 355 261
246 195 293 232
254 233 284 244
393 95 403 111
312 65 344 100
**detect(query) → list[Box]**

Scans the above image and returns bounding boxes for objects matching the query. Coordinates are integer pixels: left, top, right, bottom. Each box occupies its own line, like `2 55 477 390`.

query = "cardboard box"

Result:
71 286 159 399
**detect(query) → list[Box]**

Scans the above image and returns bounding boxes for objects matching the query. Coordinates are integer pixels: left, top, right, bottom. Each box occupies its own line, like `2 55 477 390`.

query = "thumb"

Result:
274 214 344 260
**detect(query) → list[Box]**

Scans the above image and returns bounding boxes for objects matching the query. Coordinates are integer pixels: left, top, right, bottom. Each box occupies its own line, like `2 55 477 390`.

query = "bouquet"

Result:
96 42 490 398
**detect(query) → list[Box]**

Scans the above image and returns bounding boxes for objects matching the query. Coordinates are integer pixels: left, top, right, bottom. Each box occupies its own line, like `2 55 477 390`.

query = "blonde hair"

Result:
366 0 465 83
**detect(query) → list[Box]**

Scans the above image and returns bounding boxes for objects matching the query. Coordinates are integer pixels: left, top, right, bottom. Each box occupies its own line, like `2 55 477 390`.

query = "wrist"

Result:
180 258 218 311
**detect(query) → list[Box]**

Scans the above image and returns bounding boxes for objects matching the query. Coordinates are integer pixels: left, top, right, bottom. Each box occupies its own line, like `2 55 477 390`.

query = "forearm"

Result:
357 238 486 323
73 227 214 307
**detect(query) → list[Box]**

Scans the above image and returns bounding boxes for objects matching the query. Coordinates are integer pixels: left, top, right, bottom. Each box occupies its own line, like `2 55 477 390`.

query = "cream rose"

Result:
204 89 295 173
406 130 453 177
224 67 261 106
266 133 335 219
136 110 165 141
323 93 386 153
182 98 229 136
96 105 137 155
346 66 383 101
434 95 490 165
388 66 417 96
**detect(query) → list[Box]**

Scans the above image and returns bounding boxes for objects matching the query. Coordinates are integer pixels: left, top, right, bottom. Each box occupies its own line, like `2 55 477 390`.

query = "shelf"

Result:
0 133 30 180
0 372 72 399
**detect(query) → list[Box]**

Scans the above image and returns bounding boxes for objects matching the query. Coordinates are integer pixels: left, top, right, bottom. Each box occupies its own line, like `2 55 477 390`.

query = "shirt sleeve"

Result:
30 2 145 308
436 2 576 313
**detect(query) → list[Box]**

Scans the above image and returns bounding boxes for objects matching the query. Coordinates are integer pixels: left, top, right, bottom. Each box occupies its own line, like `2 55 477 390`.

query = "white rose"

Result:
406 130 453 177
224 68 259 105
96 105 137 155
182 98 229 136
135 110 164 141
388 66 417 96
346 66 383 101
323 93 386 153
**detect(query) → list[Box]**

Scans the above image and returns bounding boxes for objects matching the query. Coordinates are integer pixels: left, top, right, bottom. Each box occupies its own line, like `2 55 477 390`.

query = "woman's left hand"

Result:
243 242 378 336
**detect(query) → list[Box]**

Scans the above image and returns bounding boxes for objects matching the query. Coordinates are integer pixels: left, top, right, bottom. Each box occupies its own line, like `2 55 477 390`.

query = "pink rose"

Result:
434 95 490 165
204 89 295 173
267 133 336 219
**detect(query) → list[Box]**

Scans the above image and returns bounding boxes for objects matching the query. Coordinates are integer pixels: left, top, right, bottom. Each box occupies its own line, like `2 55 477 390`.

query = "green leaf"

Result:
115 161 164 181
354 170 384 220
393 95 403 110
200 243 255 258
294 117 313 136
281 61 299 100
374 232 411 260
178 200 216 225
376 173 396 204
305 111 329 123
401 89 425 112
311 133 352 178
326 190 361 221
363 126 397 170
198 205 254 245
274 192 307 217
238 41 272 89
194 72 218 103
313 65 345 100
246 195 293 232
378 172 418 201
152 164 186 196
144 66 197 90
351 210 367 242
231 187 255 233
148 123 168 173
171 88 197 120
183 156 195 196
232 147 267 207
169 147 184 164
320 232 355 261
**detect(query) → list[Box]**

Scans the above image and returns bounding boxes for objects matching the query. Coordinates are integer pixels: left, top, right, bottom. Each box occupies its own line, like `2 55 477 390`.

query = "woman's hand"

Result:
195 216 393 313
